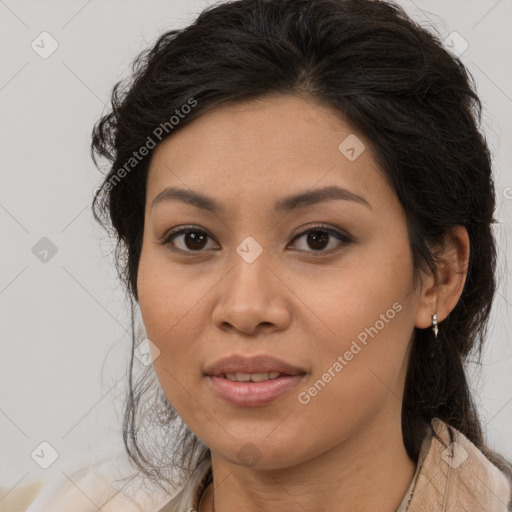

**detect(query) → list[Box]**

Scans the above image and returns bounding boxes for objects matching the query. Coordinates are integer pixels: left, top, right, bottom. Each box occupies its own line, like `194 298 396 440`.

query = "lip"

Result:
204 354 307 407
204 354 306 377
207 375 305 406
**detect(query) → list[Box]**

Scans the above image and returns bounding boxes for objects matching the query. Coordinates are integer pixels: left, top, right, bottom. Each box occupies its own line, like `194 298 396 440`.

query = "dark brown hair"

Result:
90 0 512 501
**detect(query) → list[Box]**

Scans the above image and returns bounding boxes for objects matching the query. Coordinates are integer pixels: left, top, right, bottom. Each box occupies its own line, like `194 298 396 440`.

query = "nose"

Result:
211 250 291 336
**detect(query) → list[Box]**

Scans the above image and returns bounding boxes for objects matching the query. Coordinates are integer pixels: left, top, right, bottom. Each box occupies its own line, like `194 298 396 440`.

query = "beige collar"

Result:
407 418 511 511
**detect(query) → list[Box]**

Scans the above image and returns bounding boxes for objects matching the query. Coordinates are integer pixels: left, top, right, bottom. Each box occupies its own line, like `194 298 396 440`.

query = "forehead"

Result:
146 94 391 210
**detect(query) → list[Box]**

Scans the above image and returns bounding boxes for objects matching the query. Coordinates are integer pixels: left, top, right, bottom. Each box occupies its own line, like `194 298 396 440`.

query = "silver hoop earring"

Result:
432 313 439 338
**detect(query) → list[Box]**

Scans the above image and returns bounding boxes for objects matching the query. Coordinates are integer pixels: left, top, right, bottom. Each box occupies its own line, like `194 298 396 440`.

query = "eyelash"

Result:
160 223 352 256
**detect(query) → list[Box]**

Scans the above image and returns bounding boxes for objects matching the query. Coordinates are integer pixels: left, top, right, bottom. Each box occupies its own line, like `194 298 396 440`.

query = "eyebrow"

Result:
150 185 372 213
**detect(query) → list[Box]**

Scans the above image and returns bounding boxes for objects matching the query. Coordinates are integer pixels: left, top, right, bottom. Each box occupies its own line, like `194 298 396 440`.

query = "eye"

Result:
161 226 218 253
161 224 352 255
288 224 352 254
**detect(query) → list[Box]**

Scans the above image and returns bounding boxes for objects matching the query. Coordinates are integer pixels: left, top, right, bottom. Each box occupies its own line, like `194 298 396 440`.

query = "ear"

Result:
414 225 470 329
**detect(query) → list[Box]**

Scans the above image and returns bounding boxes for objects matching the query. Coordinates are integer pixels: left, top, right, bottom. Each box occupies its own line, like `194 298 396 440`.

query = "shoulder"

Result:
0 480 44 511
20 450 178 512
410 417 512 511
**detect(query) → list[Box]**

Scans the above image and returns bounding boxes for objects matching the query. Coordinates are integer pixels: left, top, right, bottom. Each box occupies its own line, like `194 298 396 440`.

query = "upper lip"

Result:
204 354 306 377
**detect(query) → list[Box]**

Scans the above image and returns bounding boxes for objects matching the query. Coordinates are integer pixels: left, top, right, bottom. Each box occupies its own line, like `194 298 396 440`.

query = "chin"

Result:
209 436 306 471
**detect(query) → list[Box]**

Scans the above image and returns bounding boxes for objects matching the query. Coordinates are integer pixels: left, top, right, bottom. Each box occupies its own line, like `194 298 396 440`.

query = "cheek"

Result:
306 226 415 350
297 230 416 411
137 244 204 339
136 246 214 401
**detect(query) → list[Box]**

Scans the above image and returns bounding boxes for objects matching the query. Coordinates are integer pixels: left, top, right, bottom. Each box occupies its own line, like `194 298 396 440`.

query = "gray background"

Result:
1 0 511 492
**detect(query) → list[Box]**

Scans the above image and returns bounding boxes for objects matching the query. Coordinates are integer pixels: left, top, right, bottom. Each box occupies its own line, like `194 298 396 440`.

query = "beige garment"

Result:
407 418 511 511
3 450 177 512
394 424 433 512
0 481 43 512
5 418 511 511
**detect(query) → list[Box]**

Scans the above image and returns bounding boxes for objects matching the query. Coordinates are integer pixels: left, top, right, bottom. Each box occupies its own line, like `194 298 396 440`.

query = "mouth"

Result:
204 354 307 406
220 371 290 382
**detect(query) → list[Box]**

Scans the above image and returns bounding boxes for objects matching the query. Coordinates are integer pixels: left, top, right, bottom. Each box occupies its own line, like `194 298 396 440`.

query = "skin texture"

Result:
137 94 470 512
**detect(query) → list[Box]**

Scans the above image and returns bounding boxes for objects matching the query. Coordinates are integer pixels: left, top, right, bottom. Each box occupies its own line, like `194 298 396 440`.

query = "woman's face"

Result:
137 94 425 469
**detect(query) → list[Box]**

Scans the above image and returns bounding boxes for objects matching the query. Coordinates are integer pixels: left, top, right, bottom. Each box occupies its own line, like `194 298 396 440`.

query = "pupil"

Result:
186 231 207 250
308 230 328 250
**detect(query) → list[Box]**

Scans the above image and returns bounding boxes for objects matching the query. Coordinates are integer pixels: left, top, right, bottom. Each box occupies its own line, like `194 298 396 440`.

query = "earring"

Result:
432 313 439 338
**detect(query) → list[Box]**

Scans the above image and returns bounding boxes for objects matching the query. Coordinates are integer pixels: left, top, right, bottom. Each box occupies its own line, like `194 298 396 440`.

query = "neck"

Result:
198 411 417 512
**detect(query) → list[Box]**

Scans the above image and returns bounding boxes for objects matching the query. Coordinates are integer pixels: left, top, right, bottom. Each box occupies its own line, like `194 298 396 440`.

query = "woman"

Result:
25 0 512 510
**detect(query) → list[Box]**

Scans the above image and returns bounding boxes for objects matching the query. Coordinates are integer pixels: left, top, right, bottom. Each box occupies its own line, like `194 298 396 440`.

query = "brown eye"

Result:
290 225 352 253
163 228 218 252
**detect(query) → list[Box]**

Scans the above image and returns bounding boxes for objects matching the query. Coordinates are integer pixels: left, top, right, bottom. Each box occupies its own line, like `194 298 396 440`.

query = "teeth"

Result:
250 372 271 382
224 371 282 382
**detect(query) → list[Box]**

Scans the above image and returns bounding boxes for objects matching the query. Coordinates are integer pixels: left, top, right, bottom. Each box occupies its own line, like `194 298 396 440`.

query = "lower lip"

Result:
207 374 305 406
